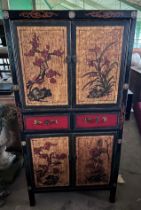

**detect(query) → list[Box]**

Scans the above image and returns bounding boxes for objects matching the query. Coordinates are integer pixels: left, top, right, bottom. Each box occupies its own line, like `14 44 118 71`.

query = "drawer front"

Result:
24 115 70 131
75 113 118 129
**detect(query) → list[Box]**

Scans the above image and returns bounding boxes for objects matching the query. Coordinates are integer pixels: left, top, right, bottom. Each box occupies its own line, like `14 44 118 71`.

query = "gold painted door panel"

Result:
76 135 114 186
15 24 69 107
75 25 125 105
30 136 69 188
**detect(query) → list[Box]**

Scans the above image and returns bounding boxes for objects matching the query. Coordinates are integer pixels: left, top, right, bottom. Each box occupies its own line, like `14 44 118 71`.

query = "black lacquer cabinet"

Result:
3 10 136 206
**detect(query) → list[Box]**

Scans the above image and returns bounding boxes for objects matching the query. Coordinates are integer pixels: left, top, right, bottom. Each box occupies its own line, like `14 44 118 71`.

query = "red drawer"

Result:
75 113 118 129
24 115 70 131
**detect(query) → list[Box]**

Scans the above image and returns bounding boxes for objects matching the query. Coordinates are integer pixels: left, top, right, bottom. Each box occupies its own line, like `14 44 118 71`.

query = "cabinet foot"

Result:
28 190 35 206
109 187 116 203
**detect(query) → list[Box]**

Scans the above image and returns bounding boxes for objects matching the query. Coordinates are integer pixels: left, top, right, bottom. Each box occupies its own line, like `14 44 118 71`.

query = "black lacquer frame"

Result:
3 10 136 206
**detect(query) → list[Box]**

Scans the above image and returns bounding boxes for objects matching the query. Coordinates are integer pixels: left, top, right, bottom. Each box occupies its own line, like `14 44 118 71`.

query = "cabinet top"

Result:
3 10 137 20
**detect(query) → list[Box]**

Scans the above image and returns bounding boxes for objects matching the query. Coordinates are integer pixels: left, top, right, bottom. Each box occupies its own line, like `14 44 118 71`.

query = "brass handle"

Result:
84 117 100 123
84 117 95 123
33 119 58 125
34 120 41 125
102 116 107 123
44 119 58 125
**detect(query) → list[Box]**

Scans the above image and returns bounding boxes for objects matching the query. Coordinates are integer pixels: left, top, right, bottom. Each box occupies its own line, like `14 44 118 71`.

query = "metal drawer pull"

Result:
84 117 96 123
85 116 108 123
34 120 41 125
102 116 107 122
33 119 58 125
44 119 58 125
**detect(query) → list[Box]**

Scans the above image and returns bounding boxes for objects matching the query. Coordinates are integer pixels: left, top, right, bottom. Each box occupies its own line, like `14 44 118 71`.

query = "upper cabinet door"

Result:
11 21 70 109
72 20 130 108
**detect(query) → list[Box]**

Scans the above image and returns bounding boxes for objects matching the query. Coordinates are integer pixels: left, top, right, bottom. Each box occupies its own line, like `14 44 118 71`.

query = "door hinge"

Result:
118 139 122 144
13 85 19 91
123 83 129 90
21 141 26 146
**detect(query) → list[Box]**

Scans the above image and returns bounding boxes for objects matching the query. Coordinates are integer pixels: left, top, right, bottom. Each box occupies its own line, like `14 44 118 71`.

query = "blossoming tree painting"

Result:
17 26 68 106
76 26 124 105
31 137 69 187
25 33 63 102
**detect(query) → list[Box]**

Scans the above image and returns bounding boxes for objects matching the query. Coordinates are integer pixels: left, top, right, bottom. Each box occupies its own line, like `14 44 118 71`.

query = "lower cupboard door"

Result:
75 134 114 186
30 136 70 188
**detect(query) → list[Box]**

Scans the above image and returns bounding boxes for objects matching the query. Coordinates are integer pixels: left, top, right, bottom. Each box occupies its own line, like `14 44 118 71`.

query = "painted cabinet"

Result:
4 10 136 206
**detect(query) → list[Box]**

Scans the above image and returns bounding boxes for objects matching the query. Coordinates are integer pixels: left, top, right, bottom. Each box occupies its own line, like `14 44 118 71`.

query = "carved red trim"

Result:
19 11 58 19
86 12 124 18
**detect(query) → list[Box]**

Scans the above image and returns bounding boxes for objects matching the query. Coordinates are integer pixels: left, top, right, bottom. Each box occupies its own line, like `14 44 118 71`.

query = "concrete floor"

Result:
2 113 141 210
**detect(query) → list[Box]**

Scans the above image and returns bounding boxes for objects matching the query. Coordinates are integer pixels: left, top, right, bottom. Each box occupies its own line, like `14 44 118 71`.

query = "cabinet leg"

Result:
28 189 35 206
109 186 116 203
